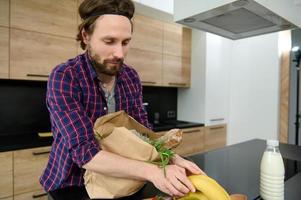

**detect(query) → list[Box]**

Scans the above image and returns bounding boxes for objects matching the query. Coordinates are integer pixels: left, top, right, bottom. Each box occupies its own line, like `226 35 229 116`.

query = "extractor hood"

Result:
174 0 301 40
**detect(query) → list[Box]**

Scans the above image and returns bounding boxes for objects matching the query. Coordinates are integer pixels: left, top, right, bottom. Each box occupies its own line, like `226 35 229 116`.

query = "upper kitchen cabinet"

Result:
10 29 77 80
163 25 191 87
126 14 163 86
0 0 9 27
131 15 163 54
0 27 9 79
126 48 162 86
10 0 77 38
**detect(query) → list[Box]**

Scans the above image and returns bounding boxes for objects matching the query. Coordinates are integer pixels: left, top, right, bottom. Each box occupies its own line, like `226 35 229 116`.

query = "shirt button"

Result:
104 107 107 110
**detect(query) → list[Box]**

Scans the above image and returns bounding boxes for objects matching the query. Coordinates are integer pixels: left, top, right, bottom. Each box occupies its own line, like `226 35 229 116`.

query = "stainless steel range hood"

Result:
174 0 301 40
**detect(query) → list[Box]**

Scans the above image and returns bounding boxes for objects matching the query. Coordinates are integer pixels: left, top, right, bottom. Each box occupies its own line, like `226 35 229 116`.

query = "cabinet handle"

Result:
183 129 200 133
32 150 50 156
210 118 225 122
141 81 157 84
27 74 49 78
168 82 186 86
32 192 47 198
209 126 224 130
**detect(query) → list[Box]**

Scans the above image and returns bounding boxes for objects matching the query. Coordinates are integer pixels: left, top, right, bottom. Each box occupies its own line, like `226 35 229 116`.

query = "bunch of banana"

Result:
179 175 231 200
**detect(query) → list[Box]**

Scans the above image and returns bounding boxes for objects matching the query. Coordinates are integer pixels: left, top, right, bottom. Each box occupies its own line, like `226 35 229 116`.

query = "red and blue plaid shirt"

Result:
40 52 151 191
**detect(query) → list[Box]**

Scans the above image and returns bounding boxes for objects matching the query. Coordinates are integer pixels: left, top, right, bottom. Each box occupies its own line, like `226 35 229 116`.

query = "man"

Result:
40 0 204 199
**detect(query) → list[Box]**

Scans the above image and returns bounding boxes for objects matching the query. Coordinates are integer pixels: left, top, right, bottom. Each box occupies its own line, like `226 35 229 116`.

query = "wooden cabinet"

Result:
156 126 204 156
0 152 13 199
0 0 9 27
155 124 227 156
126 15 163 86
10 0 77 38
162 55 190 87
0 27 9 79
14 146 51 196
14 190 47 200
162 24 191 87
10 29 77 80
126 15 191 88
126 49 162 86
205 124 227 151
131 15 163 54
1 198 13 200
174 127 204 156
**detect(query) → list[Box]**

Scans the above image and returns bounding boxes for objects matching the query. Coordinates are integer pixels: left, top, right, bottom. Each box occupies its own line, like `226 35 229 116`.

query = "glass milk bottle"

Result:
260 140 285 200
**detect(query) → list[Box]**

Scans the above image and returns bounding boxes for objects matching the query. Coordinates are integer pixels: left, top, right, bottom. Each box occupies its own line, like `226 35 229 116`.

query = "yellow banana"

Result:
188 175 230 200
178 191 209 200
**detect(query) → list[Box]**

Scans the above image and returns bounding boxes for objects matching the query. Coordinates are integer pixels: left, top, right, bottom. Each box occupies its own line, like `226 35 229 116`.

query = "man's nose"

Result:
113 44 124 59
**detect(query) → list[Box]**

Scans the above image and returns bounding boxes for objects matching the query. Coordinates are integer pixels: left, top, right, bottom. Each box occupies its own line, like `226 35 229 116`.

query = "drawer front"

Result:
174 127 204 156
205 124 227 151
0 151 13 199
14 146 51 195
14 190 47 200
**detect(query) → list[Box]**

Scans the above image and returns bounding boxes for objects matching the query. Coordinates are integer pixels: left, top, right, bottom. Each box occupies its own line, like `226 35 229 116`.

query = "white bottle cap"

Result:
267 139 279 146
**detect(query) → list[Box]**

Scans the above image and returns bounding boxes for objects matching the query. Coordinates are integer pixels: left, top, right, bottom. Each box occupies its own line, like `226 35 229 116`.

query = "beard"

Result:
87 45 123 76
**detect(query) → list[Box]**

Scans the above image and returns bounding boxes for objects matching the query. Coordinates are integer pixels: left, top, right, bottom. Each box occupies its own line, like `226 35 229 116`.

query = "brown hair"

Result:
76 0 135 50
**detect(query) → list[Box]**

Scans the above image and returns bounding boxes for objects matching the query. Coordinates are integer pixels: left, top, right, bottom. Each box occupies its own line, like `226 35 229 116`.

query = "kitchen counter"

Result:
0 133 53 152
152 120 204 132
0 121 203 152
78 139 301 200
42 139 301 199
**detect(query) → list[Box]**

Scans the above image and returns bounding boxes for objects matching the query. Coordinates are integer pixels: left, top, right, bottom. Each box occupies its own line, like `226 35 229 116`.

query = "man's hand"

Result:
148 164 196 197
172 154 206 175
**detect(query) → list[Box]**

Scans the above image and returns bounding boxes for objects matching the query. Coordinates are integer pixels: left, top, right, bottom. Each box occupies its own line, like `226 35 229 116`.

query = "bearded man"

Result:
40 0 203 199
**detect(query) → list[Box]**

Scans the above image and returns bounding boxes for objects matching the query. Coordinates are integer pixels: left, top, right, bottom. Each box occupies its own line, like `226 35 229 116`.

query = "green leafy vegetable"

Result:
149 139 175 176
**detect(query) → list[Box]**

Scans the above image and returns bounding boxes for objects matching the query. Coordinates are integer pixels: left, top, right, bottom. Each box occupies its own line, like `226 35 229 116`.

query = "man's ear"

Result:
82 29 90 45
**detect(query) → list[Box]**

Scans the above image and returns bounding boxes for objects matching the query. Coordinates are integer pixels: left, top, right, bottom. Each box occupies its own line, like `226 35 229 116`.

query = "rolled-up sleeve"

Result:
47 67 99 167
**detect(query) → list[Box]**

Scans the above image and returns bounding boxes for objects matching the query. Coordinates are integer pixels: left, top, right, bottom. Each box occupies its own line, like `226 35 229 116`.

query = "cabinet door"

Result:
0 0 9 27
162 24 191 87
0 27 9 79
0 152 13 199
163 23 182 57
11 0 77 38
10 29 77 80
162 55 190 87
0 198 13 200
14 190 47 200
174 127 204 156
14 146 51 195
205 124 227 151
126 48 162 86
131 15 163 54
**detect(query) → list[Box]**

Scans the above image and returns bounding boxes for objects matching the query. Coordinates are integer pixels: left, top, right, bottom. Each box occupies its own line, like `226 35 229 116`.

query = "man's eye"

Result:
122 41 130 46
104 40 114 44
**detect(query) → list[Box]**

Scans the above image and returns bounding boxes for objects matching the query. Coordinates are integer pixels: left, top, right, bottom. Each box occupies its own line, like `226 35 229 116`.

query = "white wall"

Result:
178 31 281 145
227 33 280 145
178 30 207 123
134 0 174 14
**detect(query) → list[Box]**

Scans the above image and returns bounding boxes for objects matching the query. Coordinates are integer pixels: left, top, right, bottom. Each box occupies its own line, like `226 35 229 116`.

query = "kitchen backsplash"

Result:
142 86 177 124
0 79 50 136
0 80 177 136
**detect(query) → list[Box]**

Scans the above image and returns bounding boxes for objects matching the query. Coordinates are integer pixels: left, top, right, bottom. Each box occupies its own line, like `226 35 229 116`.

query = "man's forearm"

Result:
82 150 159 181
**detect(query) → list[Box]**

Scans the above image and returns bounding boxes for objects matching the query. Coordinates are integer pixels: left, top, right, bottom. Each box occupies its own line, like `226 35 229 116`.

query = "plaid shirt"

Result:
40 52 151 191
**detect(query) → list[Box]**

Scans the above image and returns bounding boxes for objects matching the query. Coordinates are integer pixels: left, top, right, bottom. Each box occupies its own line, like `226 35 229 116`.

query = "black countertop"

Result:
0 120 204 152
152 120 204 132
0 133 53 152
110 139 301 200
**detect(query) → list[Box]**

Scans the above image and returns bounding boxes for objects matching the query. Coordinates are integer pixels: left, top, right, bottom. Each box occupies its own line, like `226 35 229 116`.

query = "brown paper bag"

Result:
84 111 182 199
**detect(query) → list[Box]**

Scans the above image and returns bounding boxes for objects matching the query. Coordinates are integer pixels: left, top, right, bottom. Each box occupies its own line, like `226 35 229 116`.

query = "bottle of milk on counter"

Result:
260 140 285 200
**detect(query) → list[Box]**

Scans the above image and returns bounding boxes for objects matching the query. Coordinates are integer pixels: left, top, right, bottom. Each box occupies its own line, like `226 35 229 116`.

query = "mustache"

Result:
104 58 124 64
